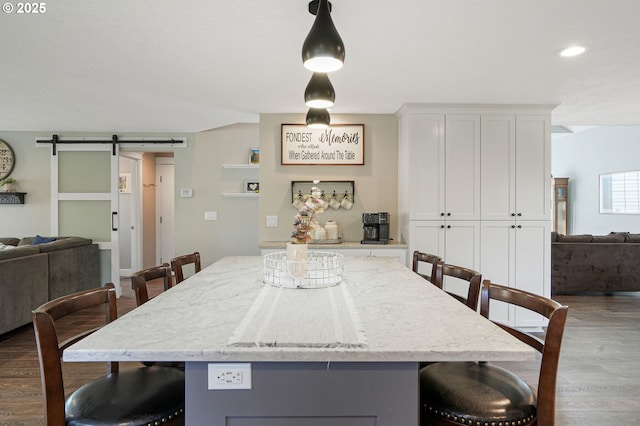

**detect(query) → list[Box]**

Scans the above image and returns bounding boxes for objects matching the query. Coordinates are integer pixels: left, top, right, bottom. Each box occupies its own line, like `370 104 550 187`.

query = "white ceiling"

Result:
1 0 639 133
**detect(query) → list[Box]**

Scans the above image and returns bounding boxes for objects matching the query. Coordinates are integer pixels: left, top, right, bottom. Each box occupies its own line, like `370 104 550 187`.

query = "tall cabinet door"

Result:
445 114 480 221
406 113 445 220
481 114 551 221
481 115 516 220
515 115 551 220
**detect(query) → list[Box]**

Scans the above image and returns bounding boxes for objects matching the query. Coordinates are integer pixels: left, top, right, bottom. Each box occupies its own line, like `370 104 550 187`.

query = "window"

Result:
600 171 640 214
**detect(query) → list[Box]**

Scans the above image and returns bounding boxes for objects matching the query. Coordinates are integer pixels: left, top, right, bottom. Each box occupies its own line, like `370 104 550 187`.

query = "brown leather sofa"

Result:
0 236 100 334
551 232 640 294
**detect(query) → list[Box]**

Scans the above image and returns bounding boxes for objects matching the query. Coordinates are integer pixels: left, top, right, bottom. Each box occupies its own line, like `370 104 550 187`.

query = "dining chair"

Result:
131 263 173 306
32 283 185 426
432 263 482 310
412 250 442 284
420 280 569 426
131 265 185 370
170 251 202 284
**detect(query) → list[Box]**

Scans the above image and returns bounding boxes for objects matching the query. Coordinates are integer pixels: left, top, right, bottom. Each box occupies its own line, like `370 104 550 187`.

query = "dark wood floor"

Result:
1 283 639 425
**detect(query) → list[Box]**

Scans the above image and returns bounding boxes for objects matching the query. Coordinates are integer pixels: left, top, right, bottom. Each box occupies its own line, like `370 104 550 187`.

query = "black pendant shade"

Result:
304 73 335 108
302 0 345 73
306 108 331 129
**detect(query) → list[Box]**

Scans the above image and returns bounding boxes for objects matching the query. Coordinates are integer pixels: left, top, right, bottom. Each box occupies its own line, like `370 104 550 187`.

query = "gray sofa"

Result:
551 232 640 294
0 236 100 334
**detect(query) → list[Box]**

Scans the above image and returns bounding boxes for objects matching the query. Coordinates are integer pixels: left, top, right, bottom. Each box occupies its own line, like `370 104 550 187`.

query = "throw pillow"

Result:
32 235 57 245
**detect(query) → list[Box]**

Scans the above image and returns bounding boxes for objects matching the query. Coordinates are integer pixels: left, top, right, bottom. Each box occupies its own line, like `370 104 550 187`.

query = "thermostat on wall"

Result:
180 188 193 198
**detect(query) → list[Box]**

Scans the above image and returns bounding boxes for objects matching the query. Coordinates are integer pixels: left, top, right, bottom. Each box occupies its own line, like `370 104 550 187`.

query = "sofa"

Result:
0 236 100 334
551 232 640 294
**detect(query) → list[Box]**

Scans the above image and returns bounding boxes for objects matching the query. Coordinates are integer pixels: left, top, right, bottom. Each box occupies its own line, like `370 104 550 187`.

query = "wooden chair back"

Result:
480 279 569 425
412 250 442 284
433 263 482 310
32 283 118 425
170 251 202 284
131 263 173 306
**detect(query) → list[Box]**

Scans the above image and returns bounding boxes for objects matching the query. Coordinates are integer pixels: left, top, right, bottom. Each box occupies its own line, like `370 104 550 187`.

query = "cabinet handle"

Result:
517 225 522 228
511 213 516 216
447 212 451 216
440 213 445 216
447 225 451 229
517 213 522 216
440 225 445 229
511 225 516 228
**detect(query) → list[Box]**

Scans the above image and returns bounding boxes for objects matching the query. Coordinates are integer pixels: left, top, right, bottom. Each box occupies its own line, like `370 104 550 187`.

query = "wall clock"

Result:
0 139 16 180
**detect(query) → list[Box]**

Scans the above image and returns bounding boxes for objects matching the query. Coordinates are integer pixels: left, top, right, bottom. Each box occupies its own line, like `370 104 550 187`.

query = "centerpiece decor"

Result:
291 182 325 243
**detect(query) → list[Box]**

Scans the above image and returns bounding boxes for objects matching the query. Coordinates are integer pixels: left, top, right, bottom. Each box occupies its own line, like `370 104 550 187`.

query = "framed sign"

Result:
281 124 364 165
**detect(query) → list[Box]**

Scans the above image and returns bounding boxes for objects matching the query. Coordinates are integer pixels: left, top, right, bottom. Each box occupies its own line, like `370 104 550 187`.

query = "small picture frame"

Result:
249 148 260 164
244 180 260 193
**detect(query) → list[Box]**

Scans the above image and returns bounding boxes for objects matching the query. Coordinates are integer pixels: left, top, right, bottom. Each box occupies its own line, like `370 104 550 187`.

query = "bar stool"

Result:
420 280 569 425
412 250 442 284
170 251 202 284
432 263 482 310
32 283 185 426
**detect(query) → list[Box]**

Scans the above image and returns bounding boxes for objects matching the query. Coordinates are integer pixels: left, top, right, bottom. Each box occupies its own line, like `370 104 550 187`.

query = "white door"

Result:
118 153 142 277
480 115 516 220
156 159 175 265
50 143 121 296
406 113 445 220
444 114 480 220
515 115 551 220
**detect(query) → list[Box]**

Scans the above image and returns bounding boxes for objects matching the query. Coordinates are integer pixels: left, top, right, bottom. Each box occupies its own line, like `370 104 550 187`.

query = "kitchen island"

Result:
65 256 534 425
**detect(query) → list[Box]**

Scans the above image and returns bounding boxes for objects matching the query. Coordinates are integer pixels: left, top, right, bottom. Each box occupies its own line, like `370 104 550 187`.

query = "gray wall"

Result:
0 131 53 237
174 123 261 267
258 114 399 243
551 126 640 235
1 116 398 273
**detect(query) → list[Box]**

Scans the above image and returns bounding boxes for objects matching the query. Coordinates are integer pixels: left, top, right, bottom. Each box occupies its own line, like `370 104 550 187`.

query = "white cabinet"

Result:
409 221 480 271
401 112 480 221
480 115 551 221
398 104 553 328
480 221 551 328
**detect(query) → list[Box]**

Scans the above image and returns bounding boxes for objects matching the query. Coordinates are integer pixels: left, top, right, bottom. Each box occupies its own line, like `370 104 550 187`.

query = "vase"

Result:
286 242 308 279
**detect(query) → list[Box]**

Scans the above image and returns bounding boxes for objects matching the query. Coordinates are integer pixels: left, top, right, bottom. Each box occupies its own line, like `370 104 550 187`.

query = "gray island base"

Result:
187 362 417 425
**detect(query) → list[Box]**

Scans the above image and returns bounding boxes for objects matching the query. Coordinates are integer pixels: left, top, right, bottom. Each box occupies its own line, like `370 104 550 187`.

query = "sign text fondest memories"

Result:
281 124 364 165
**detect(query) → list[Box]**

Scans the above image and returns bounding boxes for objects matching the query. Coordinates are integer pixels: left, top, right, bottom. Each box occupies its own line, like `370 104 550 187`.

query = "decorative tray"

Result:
310 238 342 244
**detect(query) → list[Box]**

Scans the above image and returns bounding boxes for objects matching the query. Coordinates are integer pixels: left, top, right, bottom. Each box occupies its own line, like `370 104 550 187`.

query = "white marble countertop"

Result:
259 241 408 249
64 256 534 363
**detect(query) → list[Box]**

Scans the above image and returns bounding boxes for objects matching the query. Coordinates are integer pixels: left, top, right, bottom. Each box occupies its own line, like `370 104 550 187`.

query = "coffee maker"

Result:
361 212 390 244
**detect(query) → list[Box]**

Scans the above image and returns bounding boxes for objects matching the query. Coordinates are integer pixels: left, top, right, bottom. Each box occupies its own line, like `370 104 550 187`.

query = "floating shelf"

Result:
222 164 259 169
222 193 259 198
0 192 26 204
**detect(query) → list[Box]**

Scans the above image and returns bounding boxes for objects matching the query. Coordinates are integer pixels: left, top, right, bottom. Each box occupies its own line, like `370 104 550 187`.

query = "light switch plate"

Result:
204 211 217 221
180 188 193 198
266 215 278 227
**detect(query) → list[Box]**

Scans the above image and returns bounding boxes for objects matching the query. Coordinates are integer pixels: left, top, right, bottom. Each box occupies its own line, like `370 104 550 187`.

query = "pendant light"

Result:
306 108 330 129
304 73 335 108
302 0 345 73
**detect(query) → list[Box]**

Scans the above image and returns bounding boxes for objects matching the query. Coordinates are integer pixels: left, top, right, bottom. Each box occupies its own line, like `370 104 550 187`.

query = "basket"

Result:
263 251 344 289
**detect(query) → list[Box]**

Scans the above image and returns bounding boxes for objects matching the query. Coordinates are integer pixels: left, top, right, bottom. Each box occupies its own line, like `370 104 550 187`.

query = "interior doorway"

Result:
118 151 175 277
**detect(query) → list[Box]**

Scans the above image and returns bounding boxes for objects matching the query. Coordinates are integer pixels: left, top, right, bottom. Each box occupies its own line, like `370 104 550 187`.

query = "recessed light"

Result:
558 46 587 57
